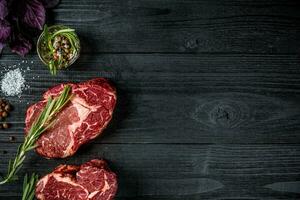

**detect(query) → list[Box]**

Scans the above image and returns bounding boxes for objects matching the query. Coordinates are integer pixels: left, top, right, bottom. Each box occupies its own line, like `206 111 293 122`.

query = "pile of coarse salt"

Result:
1 68 26 97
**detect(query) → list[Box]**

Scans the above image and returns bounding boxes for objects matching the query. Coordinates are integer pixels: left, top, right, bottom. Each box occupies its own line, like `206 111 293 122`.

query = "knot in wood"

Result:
209 103 239 128
192 99 248 129
185 38 199 50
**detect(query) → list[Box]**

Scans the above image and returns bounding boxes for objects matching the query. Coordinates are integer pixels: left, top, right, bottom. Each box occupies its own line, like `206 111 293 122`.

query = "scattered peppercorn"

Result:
5 104 11 112
2 111 7 118
9 136 16 142
3 123 9 129
0 98 13 130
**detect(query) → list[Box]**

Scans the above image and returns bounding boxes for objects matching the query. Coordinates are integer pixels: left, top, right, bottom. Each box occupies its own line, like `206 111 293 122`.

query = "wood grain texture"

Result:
45 0 300 53
0 54 300 144
0 144 299 199
0 0 300 199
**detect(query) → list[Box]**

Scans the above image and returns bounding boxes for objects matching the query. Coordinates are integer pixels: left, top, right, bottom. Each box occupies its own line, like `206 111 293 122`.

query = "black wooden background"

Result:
1 0 300 199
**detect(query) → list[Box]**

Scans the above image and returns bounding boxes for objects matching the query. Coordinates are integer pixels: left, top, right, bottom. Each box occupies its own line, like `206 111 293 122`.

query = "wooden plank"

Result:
0 144 299 199
0 0 298 199
3 0 295 54
0 54 300 144
58 0 300 53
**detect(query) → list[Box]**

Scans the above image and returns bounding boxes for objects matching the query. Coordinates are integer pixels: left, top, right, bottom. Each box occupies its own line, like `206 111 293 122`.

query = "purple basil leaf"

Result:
22 0 45 30
0 20 11 42
10 33 32 57
40 0 60 8
0 0 8 20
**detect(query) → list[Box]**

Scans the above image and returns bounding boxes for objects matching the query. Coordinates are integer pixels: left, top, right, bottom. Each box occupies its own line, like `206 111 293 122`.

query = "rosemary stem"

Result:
0 86 72 185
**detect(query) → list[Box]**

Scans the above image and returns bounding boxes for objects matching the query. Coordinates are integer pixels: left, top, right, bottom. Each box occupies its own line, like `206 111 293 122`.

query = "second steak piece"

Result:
36 159 118 200
25 78 116 158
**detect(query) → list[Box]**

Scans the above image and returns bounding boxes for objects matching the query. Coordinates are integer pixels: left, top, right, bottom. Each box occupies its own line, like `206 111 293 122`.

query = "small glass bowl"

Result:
37 25 80 72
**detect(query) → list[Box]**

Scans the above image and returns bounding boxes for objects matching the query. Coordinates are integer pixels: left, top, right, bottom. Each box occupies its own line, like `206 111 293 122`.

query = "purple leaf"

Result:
0 20 11 42
22 0 46 30
40 0 60 8
0 0 8 20
10 33 32 57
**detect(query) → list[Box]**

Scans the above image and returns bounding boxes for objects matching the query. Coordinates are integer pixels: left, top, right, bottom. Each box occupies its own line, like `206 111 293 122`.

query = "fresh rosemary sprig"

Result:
0 86 72 185
22 173 39 200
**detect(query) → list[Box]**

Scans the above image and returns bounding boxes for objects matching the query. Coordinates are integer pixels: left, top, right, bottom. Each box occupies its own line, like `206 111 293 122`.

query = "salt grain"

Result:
1 68 26 96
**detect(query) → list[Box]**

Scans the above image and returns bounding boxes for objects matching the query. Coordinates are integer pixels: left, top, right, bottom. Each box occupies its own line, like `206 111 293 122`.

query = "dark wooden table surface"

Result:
1 0 300 199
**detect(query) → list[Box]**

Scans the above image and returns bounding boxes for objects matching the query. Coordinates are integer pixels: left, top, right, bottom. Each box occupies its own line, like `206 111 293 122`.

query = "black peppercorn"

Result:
2 111 8 118
3 123 9 129
4 104 11 112
9 136 15 142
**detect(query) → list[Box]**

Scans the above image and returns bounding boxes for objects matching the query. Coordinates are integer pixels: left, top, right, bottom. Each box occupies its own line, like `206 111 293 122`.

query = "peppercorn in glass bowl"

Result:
37 25 80 75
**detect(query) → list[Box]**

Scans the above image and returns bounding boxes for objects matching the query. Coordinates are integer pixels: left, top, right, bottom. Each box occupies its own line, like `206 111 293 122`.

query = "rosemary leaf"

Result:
0 86 72 185
22 173 38 200
23 174 28 192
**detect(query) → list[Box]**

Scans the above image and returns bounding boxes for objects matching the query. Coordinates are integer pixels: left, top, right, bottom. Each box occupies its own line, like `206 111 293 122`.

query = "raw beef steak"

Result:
25 78 116 158
36 159 118 200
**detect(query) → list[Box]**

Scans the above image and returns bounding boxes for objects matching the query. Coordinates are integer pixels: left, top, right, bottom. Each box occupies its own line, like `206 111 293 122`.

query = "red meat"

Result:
36 159 118 200
25 78 116 158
